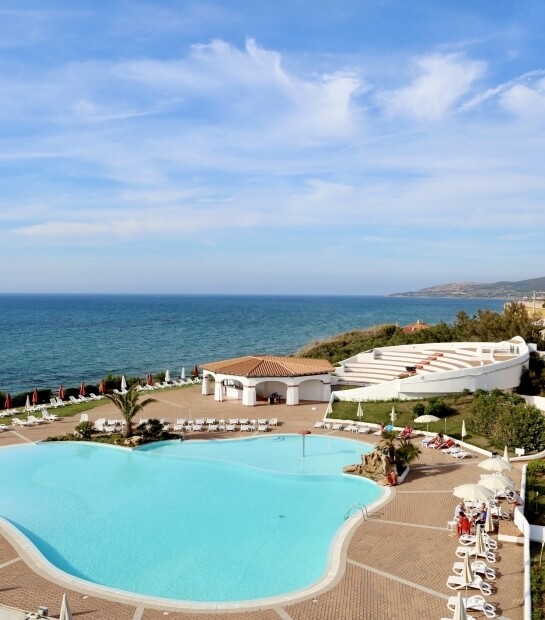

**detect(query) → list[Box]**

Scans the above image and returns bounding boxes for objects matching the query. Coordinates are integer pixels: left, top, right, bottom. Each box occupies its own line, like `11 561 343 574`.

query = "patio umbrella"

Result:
299 429 311 458
484 504 494 533
121 375 127 391
165 369 171 383
453 484 495 503
460 551 474 599
461 420 467 440
414 414 440 432
59 593 73 620
181 367 186 380
79 382 86 397
32 387 39 405
452 591 468 620
98 379 105 395
25 395 31 411
357 401 363 419
147 373 153 386
325 400 333 416
59 384 65 400
474 525 485 555
193 365 199 377
478 457 512 473
4 393 11 410
503 445 509 462
480 474 514 494
390 406 396 424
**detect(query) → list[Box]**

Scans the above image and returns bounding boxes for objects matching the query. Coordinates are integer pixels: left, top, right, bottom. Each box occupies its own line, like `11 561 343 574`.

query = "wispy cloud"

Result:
378 53 486 121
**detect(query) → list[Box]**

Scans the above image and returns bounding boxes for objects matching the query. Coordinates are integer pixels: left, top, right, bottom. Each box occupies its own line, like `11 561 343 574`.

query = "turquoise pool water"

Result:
0 436 382 603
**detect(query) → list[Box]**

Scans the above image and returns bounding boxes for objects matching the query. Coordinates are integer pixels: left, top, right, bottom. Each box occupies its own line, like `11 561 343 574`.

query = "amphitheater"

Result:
333 335 531 402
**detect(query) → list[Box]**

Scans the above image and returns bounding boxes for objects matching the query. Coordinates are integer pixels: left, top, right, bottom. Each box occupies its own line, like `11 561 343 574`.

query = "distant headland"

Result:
390 276 545 299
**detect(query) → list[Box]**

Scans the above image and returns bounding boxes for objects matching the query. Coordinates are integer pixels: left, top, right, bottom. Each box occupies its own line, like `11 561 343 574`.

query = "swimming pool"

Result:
0 435 385 607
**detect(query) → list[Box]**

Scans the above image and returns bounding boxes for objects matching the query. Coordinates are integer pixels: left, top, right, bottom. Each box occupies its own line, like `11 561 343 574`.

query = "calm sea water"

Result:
0 295 505 394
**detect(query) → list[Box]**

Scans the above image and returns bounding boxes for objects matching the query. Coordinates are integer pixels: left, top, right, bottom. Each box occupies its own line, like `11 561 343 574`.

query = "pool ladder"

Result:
344 503 368 521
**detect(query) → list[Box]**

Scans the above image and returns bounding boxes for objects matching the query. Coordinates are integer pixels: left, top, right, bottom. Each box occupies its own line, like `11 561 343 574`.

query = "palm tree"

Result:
105 387 157 438
379 431 422 474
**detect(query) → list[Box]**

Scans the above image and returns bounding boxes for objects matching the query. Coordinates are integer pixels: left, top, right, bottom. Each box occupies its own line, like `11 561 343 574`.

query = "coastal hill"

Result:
391 276 545 298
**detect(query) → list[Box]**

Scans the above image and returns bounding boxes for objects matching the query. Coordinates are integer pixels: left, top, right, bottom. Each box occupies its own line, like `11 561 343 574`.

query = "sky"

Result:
1 0 544 295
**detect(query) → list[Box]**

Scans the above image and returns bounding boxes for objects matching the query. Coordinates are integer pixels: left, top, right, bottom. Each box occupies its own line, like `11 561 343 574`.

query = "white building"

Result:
333 336 531 402
201 355 334 406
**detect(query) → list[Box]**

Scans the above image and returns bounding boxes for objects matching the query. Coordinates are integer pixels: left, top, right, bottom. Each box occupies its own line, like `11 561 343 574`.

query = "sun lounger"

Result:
331 423 343 431
12 417 33 427
455 546 497 563
258 424 269 432
173 419 186 431
226 423 237 431
459 533 498 549
49 398 59 408
89 393 103 400
206 418 216 424
207 424 218 432
41 409 60 421
446 574 492 595
447 595 497 618
314 420 325 428
453 560 496 580
451 449 473 459
195 418 205 425
27 415 45 425
0 423 10 431
93 418 106 431
345 424 359 433
269 418 279 426
358 425 371 434
191 424 203 431
240 418 249 425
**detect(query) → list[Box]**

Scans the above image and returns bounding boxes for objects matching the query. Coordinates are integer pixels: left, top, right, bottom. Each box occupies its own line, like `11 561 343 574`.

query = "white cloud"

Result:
499 77 545 119
379 53 485 121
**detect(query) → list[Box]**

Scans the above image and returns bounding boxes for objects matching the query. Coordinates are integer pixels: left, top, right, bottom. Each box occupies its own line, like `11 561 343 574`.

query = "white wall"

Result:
298 379 326 401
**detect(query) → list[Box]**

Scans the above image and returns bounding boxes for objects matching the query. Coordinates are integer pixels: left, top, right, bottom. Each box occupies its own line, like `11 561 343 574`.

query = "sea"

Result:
0 294 506 395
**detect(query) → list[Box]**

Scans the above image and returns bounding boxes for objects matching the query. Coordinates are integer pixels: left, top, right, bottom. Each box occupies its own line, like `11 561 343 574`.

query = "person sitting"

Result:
457 511 471 536
473 503 487 526
428 432 444 447
400 425 414 439
454 501 466 521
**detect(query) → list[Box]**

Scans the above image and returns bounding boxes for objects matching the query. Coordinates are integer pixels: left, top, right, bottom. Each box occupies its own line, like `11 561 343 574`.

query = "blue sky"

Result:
1 1 544 294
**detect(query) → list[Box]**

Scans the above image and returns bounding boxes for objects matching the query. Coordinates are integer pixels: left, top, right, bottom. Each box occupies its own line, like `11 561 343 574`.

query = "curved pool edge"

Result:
0 484 394 613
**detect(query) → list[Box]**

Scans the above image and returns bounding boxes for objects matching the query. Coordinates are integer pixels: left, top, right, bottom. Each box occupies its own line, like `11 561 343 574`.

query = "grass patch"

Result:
531 542 545 620
328 393 499 452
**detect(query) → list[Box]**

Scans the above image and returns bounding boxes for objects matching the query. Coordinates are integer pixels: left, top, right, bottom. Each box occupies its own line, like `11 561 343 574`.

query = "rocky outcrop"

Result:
343 448 397 486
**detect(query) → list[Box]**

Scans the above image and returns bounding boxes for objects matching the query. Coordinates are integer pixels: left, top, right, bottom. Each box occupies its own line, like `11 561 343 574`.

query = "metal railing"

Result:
344 503 368 521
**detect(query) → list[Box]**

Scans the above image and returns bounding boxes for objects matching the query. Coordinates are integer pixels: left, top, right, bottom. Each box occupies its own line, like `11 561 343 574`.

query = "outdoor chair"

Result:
446 574 493 595
447 595 497 618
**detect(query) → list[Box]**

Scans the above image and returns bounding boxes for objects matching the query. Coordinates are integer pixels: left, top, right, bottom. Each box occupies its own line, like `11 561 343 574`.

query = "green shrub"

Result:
412 403 425 416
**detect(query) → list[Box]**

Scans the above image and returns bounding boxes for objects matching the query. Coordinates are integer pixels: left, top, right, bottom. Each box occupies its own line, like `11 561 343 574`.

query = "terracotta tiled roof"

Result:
201 355 334 378
401 320 431 333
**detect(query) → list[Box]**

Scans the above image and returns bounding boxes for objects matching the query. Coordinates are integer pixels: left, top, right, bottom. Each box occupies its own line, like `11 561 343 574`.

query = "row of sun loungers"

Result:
3 409 60 428
314 421 371 433
135 378 202 392
172 417 279 433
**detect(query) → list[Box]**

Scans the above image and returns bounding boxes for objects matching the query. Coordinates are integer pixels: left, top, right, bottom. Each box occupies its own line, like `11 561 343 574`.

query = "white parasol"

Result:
453 484 495 503
414 414 440 432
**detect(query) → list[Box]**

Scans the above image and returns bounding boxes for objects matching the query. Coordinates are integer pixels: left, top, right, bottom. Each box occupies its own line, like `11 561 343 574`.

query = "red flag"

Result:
32 388 39 405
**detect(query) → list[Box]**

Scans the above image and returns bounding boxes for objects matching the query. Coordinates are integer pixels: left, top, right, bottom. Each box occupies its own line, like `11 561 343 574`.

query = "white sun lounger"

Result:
447 574 492 595
225 423 237 431
27 415 45 425
447 595 497 618
42 409 60 421
453 560 496 580
455 546 497 563
12 418 33 427
314 420 325 428
459 533 498 549
258 424 269 432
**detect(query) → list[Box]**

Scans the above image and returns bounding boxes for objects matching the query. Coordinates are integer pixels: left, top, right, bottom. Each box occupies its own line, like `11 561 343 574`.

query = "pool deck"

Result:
0 386 524 619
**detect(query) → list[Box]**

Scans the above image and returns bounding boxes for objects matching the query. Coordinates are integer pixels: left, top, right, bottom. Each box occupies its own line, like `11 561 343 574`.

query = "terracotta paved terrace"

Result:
0 386 524 619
